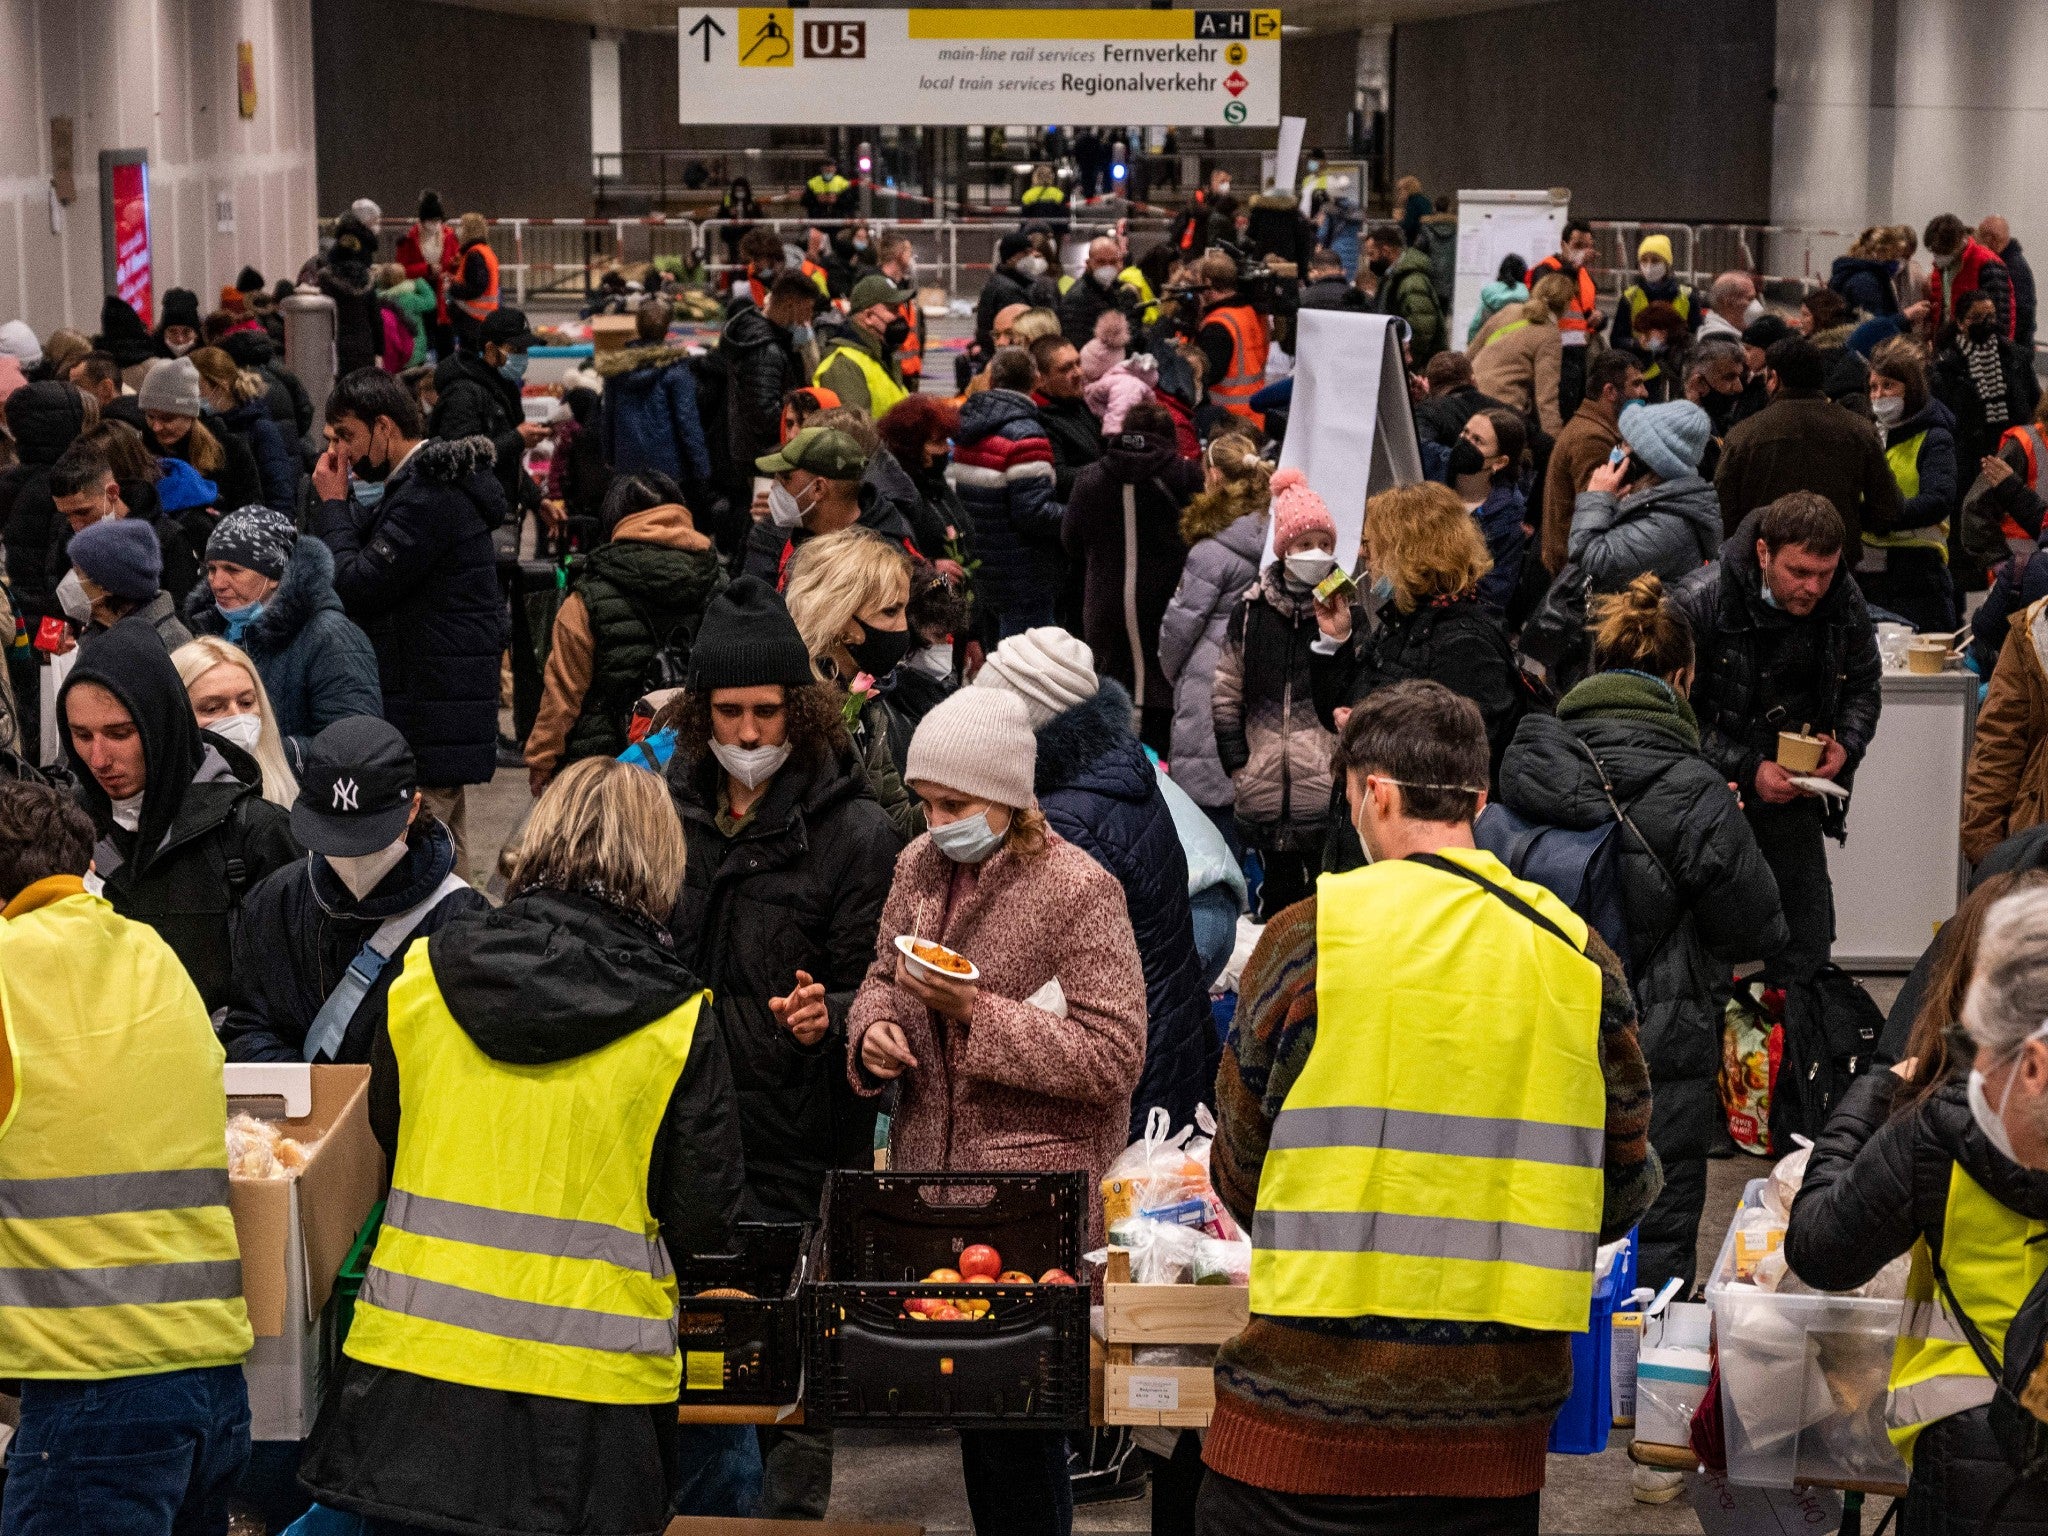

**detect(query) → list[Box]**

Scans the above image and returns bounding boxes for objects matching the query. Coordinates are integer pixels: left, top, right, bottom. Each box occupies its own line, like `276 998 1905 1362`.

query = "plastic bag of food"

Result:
1720 994 1775 1156
1760 1137 1814 1220
1102 1107 1207 1228
1731 1205 1786 1283
1193 1236 1251 1287
226 1112 310 1180
1104 1214 1204 1284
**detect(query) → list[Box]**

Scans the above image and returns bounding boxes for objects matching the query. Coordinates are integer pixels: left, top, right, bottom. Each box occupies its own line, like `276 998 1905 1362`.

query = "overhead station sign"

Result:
678 8 1282 127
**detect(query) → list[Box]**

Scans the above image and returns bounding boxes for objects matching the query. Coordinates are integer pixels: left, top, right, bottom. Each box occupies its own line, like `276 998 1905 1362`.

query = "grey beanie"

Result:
69 517 162 602
974 626 1099 730
1619 399 1712 482
905 688 1037 809
137 356 202 418
206 505 296 580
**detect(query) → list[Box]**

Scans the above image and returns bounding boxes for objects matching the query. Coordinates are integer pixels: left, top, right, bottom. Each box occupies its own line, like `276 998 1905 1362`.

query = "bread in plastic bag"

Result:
226 1112 311 1180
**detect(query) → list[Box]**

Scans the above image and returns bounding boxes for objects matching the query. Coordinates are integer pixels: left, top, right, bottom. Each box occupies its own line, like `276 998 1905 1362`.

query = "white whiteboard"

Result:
1450 189 1571 350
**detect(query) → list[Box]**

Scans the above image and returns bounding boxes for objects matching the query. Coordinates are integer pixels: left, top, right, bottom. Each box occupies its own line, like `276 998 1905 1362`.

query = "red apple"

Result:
925 1267 962 1284
996 1270 1035 1284
1037 1268 1076 1285
929 1303 968 1321
959 1244 1002 1280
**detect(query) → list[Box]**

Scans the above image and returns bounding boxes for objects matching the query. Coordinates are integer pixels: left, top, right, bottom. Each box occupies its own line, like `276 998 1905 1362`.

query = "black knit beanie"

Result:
687 574 815 692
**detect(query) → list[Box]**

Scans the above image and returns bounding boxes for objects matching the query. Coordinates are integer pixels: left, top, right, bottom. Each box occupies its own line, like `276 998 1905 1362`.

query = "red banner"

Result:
110 160 152 327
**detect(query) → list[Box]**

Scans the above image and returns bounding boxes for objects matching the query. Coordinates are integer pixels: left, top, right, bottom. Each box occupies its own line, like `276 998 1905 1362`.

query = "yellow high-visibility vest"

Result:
346 945 703 1404
1887 1164 2048 1463
1118 266 1159 326
814 336 907 421
1866 429 1950 560
807 174 851 200
0 877 251 1378
1251 850 1608 1331
1022 184 1067 210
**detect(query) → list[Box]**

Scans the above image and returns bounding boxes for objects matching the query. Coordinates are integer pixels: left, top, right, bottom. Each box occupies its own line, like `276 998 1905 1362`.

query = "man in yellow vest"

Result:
801 159 856 225
1200 680 1659 1532
813 273 912 421
0 778 254 1534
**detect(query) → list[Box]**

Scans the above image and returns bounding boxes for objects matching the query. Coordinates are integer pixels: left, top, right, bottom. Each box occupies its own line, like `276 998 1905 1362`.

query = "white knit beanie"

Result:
905 689 1037 809
974 626 1099 730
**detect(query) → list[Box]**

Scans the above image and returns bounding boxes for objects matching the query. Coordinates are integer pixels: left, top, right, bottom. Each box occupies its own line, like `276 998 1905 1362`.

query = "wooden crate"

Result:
1097 1250 1247 1428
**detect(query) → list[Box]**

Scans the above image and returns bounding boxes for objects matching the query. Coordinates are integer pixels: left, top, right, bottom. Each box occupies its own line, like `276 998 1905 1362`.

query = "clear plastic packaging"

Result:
1102 1215 1204 1284
226 1112 311 1180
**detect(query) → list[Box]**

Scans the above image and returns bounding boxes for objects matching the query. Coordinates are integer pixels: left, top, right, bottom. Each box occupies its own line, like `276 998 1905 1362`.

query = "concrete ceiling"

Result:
418 0 1550 34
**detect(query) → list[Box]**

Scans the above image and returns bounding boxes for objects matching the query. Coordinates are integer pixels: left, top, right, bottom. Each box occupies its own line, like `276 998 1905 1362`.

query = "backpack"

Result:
1473 803 1633 977
377 302 412 374
616 584 715 697
1767 964 1883 1148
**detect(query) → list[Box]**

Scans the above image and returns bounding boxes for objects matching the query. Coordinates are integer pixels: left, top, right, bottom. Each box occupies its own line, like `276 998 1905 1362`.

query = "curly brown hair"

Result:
660 682 851 775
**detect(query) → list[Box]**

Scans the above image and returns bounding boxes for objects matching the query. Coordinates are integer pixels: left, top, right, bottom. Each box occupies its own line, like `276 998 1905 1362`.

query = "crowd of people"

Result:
5 178 2048 1536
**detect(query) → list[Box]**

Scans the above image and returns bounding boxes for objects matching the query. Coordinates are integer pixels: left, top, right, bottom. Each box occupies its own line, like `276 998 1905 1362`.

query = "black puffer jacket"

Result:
312 436 511 786
1671 511 1884 837
302 887 745 1536
668 740 903 1224
1 381 90 618
218 817 489 1062
1788 1073 2048 1536
1500 671 1787 1280
60 619 300 1011
430 351 533 514
1034 682 1218 1137
219 328 314 441
719 302 806 493
974 265 1039 356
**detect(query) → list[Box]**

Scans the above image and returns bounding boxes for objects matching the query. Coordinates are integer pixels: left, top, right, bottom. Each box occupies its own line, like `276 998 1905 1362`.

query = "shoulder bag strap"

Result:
1408 851 1582 953
1570 735 1683 899
301 870 471 1063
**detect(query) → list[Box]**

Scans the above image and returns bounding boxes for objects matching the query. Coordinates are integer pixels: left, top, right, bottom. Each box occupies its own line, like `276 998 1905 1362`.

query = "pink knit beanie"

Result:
1269 467 1336 555
1079 310 1130 383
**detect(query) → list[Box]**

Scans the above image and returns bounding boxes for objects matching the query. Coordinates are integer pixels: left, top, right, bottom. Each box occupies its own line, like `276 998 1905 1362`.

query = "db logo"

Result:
1223 101 1247 124
1223 69 1248 97
804 20 866 57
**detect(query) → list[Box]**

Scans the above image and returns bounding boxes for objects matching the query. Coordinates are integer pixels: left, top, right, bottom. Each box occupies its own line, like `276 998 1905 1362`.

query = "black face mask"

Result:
882 317 912 352
1703 389 1740 431
1368 255 1392 277
1448 438 1487 478
847 625 912 680
1968 320 1996 343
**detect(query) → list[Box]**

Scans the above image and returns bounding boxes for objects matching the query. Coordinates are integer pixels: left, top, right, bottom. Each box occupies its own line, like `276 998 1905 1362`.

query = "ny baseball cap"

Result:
291 716 419 856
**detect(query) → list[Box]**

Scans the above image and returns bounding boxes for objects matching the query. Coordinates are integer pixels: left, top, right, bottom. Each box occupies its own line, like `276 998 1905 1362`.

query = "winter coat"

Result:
1931 241 2017 340
219 396 298 512
1715 389 1903 547
1215 565 1341 849
218 817 489 1062
1159 505 1266 808
378 278 436 367
1417 213 1459 306
846 830 1147 1247
1964 596 2048 864
1542 398 1625 574
318 264 384 379
2010 240 2040 351
896 458 968 567
1469 303 1563 434
1786 1072 2048 1536
1061 429 1200 712
1035 682 1219 1137
1246 193 1315 271
429 351 532 514
1083 357 1161 437
668 742 903 1224
1500 672 1787 1173
1377 246 1447 363
1059 272 1139 348
396 220 462 324
720 303 807 487
1468 481 1529 612
812 322 906 421
1829 256 1901 319
87 590 192 654
1467 280 1528 344
301 887 745 1536
94 295 158 372
528 506 725 778
843 688 921 841
1568 476 1724 592
182 536 381 771
974 265 1038 355
1036 393 1105 503
219 329 314 441
0 381 90 615
1934 339 2043 470
136 413 263 533
1671 513 1884 832
312 436 511 787
61 619 300 1011
947 389 1060 620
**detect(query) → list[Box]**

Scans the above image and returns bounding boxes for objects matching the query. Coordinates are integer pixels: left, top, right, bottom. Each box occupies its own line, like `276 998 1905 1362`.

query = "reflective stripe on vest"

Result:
1118 266 1159 326
0 884 251 1379
1865 430 1949 558
1478 317 1533 352
1249 851 1606 1330
814 338 907 420
801 261 831 300
1208 304 1269 425
344 946 702 1404
2002 425 2047 491
450 243 499 321
1886 1164 2048 1464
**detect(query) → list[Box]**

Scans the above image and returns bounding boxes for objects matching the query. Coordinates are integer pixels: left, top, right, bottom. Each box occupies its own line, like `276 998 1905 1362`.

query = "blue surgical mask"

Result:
790 323 815 347
499 351 529 382
217 599 264 642
351 478 385 509
1759 579 1780 610
930 811 1006 864
1370 573 1395 604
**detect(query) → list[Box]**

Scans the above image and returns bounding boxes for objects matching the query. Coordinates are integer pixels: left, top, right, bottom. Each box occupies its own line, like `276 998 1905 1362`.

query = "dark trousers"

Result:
1195 1468 1540 1535
4 1365 251 1536
1557 345 1587 424
1746 797 1836 984
1148 1430 1208 1536
961 1429 1073 1536
756 1423 832 1519
1254 847 1321 919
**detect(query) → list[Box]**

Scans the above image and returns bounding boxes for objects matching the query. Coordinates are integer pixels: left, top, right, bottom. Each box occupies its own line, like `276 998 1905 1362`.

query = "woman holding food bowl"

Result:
847 685 1147 1536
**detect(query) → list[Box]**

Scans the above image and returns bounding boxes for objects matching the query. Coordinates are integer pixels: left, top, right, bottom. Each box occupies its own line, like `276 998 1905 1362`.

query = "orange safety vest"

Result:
1528 255 1598 334
1207 303 1269 428
1998 425 2048 541
895 299 923 381
449 242 499 322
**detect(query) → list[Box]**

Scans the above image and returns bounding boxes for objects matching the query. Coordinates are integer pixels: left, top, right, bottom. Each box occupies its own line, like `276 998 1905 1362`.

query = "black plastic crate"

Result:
674 1222 812 1405
806 1172 1089 1429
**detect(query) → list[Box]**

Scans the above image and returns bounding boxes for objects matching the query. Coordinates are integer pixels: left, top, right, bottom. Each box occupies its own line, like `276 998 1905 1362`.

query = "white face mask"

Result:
1969 1022 2048 1163
1871 394 1906 426
1284 551 1337 586
325 833 412 902
56 568 92 625
110 791 144 832
905 642 954 681
1018 253 1049 280
206 711 263 753
167 339 195 358
767 479 812 529
711 739 791 789
1564 247 1588 269
1640 261 1669 284
1091 263 1120 286
1643 336 1667 356
1743 298 1766 326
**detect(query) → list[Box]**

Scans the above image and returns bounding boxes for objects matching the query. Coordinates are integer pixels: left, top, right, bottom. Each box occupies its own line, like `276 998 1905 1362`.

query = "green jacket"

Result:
566 535 725 763
379 278 437 367
1378 247 1447 363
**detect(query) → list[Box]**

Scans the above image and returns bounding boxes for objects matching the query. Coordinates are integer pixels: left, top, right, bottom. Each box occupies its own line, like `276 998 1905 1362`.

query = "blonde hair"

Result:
188 347 265 406
457 212 489 246
783 527 915 680
1010 308 1062 346
170 637 299 808
1364 482 1491 611
1526 272 1577 321
1183 432 1272 544
508 757 687 926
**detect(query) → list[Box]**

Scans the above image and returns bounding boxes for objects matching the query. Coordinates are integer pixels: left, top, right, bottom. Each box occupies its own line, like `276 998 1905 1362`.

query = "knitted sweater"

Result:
1204 891 1660 1499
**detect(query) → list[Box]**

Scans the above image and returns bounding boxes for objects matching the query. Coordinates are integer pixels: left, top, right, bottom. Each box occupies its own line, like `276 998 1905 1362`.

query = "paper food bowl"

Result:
895 933 980 984
1906 639 1949 675
1775 732 1824 772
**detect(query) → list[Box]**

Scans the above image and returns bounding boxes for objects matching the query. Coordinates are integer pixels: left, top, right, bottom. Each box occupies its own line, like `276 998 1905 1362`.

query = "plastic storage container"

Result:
1548 1231 1636 1455
807 1171 1090 1428
323 1199 384 1363
675 1222 813 1405
1706 1179 1908 1488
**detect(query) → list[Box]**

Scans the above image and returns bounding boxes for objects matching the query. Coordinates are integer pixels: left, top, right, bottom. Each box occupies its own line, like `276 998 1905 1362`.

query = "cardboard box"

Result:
225 1063 385 1440
591 314 638 354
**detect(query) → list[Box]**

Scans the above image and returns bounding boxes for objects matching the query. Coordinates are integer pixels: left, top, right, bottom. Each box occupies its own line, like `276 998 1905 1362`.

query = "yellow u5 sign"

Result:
738 8 794 65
